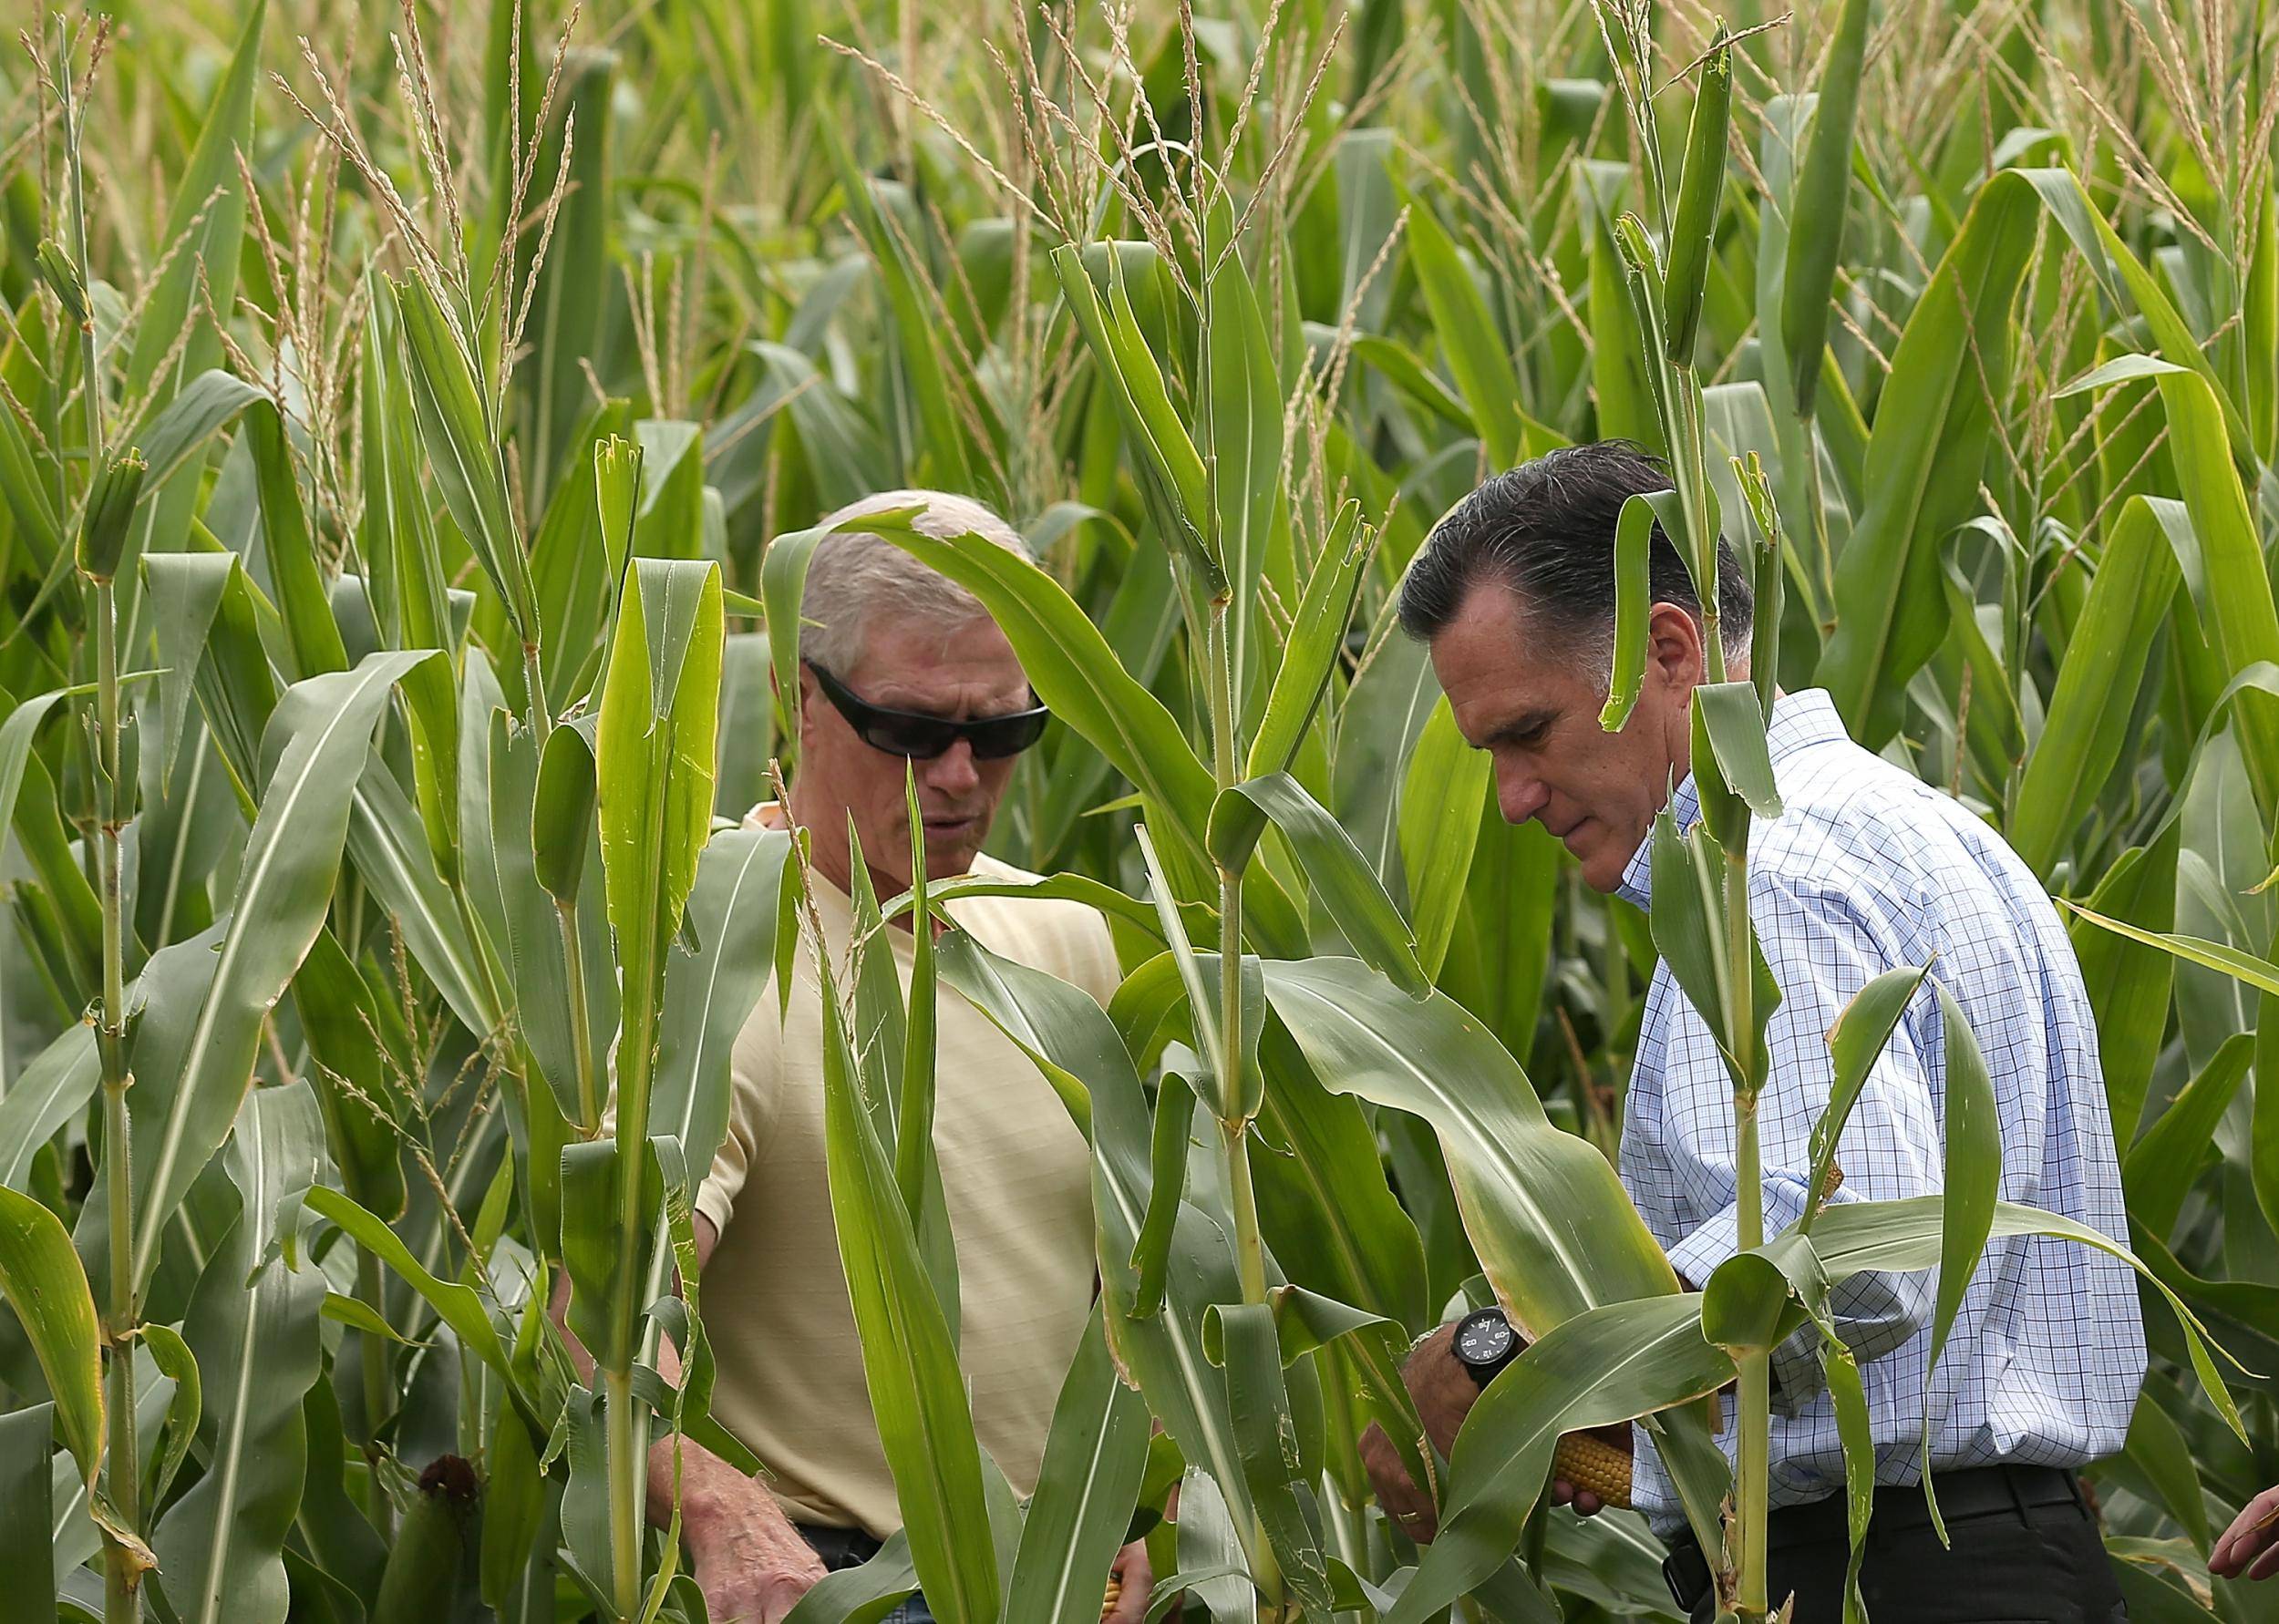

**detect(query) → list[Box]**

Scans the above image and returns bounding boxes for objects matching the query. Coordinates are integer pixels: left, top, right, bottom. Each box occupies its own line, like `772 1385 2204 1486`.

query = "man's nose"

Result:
1495 762 1548 826
922 738 981 795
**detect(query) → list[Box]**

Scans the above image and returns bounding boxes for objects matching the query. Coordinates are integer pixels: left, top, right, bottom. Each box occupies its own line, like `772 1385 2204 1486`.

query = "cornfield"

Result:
0 0 2274 1619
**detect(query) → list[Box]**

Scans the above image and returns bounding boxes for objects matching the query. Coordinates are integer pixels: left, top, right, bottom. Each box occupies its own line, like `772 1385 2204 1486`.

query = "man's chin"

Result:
921 837 984 881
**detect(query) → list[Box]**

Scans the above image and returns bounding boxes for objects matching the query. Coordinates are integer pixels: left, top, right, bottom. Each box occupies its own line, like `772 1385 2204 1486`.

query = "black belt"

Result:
799 1523 886 1570
1660 1464 2088 1613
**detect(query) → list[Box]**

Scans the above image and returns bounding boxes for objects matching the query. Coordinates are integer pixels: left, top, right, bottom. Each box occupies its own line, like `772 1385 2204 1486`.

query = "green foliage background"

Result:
0 0 2274 1619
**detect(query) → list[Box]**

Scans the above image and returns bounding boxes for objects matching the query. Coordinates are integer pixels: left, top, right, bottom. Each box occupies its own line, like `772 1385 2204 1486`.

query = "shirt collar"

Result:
1614 688 1848 910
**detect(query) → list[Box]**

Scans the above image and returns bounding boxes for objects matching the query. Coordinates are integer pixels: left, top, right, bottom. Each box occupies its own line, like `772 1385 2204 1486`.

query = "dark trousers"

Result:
1663 1465 2127 1624
799 1525 935 1624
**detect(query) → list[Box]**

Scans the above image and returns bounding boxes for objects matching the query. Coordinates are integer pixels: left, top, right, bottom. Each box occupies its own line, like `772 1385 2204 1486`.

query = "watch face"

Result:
1456 1310 1516 1367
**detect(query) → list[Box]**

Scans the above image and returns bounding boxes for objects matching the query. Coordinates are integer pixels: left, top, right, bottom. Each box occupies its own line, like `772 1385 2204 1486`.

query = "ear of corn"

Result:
1553 1431 1636 1511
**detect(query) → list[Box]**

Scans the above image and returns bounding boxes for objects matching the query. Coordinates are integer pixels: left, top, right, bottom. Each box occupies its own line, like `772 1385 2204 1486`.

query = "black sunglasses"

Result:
804 660 1051 761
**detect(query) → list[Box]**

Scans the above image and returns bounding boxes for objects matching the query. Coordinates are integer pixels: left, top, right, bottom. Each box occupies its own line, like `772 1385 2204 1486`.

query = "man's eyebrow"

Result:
1482 707 1557 745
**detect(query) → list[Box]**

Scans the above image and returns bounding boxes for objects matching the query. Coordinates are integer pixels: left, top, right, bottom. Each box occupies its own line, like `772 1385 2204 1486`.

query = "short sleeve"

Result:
696 996 787 1236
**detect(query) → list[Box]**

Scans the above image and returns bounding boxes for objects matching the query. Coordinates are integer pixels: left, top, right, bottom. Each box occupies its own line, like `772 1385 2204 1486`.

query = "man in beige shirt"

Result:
562 492 1150 1623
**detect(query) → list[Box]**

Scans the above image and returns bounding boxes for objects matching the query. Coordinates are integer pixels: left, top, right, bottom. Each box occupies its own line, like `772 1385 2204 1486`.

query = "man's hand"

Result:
2213 1485 2279 1581
684 1500 830 1624
1359 1323 1481 1543
1104 1538 1153 1623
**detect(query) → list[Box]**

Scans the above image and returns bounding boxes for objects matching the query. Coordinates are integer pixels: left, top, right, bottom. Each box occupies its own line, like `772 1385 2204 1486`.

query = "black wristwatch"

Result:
1452 1305 1521 1388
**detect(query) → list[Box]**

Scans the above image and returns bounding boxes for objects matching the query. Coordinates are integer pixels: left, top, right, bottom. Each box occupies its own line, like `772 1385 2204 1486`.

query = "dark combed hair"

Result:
1396 440 1753 653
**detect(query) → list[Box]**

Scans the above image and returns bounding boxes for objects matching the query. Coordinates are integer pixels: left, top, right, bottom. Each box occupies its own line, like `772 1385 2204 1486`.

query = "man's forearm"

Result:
646 1430 805 1550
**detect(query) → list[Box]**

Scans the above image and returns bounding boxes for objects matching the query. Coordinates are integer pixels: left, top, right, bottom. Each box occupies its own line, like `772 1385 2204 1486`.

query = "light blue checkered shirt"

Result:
1619 688 2145 1534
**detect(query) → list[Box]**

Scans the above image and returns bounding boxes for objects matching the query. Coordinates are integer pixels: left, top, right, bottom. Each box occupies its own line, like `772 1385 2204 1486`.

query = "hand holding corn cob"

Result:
1360 1320 1638 1538
1552 1426 1635 1512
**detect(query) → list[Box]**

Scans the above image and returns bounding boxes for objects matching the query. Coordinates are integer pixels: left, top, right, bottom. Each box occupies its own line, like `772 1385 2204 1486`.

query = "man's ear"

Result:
1642 601 1708 694
780 661 820 747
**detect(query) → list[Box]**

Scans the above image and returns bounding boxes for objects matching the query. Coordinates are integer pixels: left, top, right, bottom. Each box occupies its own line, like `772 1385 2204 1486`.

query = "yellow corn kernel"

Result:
1100 1574 1121 1621
1552 1431 1634 1510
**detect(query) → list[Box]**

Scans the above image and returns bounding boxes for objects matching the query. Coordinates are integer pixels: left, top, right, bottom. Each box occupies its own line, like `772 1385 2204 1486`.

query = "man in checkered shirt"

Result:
1365 441 2146 1622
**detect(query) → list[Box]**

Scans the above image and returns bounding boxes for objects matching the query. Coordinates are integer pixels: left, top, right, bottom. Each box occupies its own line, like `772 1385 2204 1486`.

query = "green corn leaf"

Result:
1132 1064 1195 1317
559 1139 661 1381
896 773 941 1239
1387 1296 1734 1624
1780 0 1870 412
821 125 979 499
289 928 410 1220
1351 334 1476 430
2126 1034 2253 1242
528 399 636 711
652 826 793 1178
1398 698 1490 981
1800 964 1931 1234
2119 1393 2212 1555
0 1187 103 1491
2068 831 2180 1145
1599 491 1673 732
1924 981 2002 1385
939 934 1271 1563
1583 164 1662 453
0 1403 57 1624
347 763 500 1038
1402 194 1523 470
781 1534 920 1624
512 48 617 508
1647 813 1782 1099
143 551 237 788
1049 244 1222 597
115 0 263 617
369 1456 480 1624
814 909 1000 1624
126 651 437 1295
883 869 1200 948
2015 168 2253 466
2011 496 2184 879
2061 901 2279 999
630 419 708 561
1211 1302 1335 1619
1247 501 1370 781
1662 32 1732 364
532 715 599 905
0 371 64 570
1700 1232 1822 1355
598 558 724 1150
1810 1197 2246 1441
392 275 539 642
0 689 76 858
242 399 348 679
304 1187 513 1382
1816 170 2041 748
151 1084 327 1624
75 448 145 582
1692 681 1783 819
1205 228 1284 700
1001 1304 1152 1623
756 512 831 728
1259 957 1680 1330
481 1403 545 1610
0 1024 97 1194
1209 772 1425 995
496 706 613 1132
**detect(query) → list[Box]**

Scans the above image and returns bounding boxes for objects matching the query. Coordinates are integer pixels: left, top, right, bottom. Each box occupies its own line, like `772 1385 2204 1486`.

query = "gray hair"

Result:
799 489 1034 673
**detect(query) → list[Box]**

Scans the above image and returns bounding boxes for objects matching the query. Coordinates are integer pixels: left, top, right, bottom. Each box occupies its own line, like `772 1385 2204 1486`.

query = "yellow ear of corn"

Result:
1552 1431 1634 1509
1099 1575 1121 1620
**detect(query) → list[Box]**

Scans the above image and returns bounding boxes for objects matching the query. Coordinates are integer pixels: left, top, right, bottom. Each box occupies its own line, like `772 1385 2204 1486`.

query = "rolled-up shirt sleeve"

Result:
1653 875 1943 1403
